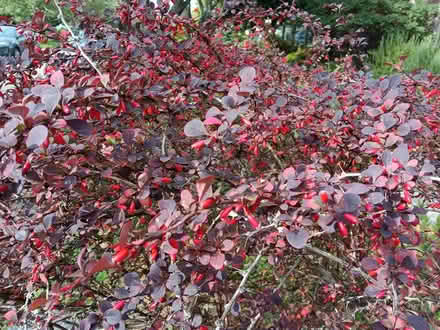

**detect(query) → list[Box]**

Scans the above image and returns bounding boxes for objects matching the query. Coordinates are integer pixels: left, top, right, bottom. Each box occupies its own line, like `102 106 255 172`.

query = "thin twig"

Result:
304 244 379 286
52 0 108 88
246 312 261 330
266 143 284 169
215 247 268 330
87 169 137 189
273 257 301 293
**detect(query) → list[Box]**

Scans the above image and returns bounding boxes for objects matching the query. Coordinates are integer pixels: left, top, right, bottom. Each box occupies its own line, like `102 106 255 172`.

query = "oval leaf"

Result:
287 228 309 249
104 309 121 325
239 66 256 83
66 119 93 136
50 70 64 89
210 252 225 270
26 125 48 149
184 119 208 137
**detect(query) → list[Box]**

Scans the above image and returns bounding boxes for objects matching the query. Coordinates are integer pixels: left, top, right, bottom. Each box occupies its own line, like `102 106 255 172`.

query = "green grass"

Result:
368 31 440 77
39 40 59 49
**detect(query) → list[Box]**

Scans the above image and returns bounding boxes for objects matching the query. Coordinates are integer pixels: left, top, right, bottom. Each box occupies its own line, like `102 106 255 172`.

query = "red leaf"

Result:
119 219 132 246
247 214 259 229
112 248 130 264
4 310 17 322
29 297 47 311
204 117 222 126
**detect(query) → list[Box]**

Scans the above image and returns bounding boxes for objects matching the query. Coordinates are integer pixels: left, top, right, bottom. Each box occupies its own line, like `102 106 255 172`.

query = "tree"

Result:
0 0 439 329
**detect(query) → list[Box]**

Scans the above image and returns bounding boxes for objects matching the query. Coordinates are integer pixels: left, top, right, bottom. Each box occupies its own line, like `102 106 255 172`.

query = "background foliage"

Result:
0 0 440 329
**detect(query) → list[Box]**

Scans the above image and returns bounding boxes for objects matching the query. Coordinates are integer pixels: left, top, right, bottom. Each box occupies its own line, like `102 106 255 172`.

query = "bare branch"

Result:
52 0 108 88
215 247 268 330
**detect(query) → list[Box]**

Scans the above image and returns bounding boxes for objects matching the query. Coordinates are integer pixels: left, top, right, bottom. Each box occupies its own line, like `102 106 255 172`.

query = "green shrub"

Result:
258 0 437 50
368 32 440 77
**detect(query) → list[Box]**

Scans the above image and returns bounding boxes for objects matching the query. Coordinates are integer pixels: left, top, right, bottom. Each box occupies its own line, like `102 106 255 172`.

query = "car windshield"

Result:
0 26 17 38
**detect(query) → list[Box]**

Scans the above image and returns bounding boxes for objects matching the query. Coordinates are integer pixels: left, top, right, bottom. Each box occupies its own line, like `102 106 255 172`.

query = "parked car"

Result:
0 25 24 57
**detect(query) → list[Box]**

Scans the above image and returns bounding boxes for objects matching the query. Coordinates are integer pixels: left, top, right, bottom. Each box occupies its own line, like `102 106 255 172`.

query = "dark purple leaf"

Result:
66 119 93 136
286 228 309 249
124 272 140 287
184 119 208 137
158 199 176 213
231 302 240 317
26 125 48 149
31 84 61 115
239 66 256 83
114 288 130 299
381 113 397 130
15 229 29 241
361 126 376 135
420 161 435 176
99 300 113 313
364 284 383 297
393 143 409 166
398 272 409 284
184 284 199 296
21 254 33 270
368 192 385 204
43 213 56 228
192 314 203 327
166 272 184 294
148 263 163 284
397 123 410 136
362 165 383 182
394 103 410 112
318 215 335 233
271 293 282 305
361 257 379 271
371 322 387 330
206 107 223 118
276 96 287 107
407 315 429 330
172 299 182 312
389 75 401 89
407 119 422 130
343 193 361 213
225 109 239 124
151 284 166 301
222 95 236 108
401 256 417 270
345 183 370 194
103 309 121 325
364 106 382 118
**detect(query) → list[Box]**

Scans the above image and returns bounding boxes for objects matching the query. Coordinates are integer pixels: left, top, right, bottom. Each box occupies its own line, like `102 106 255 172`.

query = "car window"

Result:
0 26 17 38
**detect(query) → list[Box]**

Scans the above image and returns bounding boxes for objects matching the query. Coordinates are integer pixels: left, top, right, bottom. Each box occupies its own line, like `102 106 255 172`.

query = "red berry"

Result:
343 213 358 225
113 300 125 310
201 197 216 209
319 190 329 204
337 222 348 237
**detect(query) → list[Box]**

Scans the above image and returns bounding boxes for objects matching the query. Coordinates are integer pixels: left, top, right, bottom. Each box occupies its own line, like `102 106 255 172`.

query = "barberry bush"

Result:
0 1 439 329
